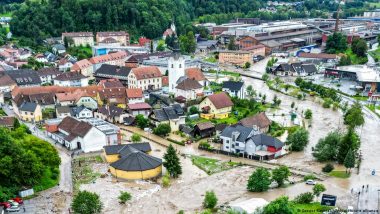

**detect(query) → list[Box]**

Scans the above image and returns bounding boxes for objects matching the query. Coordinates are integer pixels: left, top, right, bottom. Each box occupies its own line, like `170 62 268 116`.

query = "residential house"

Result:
193 122 215 138
71 59 94 78
96 31 130 46
71 106 93 119
94 64 131 85
220 125 256 154
52 44 66 55
196 40 219 54
55 90 97 109
298 52 339 63
54 72 89 87
98 79 124 88
0 116 15 129
241 44 266 56
125 55 139 68
222 81 245 99
37 67 61 85
94 105 124 123
127 66 162 91
0 72 16 92
5 69 42 87
12 92 56 112
127 102 152 118
199 92 233 119
35 53 48 63
185 67 209 87
175 78 203 101
239 112 271 133
56 106 72 119
62 32 94 47
150 104 185 131
219 50 253 66
18 102 42 122
162 23 176 40
97 88 127 109
46 116 106 152
126 88 144 104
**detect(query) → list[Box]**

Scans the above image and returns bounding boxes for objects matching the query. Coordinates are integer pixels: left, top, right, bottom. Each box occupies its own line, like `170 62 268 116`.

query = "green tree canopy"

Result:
344 101 364 129
312 183 326 198
71 191 103 214
272 166 290 187
131 133 141 143
153 123 171 136
286 127 309 151
263 196 293 214
351 38 368 57
337 128 359 164
203 191 218 209
313 131 342 162
326 32 348 54
135 114 149 129
344 149 355 173
179 31 196 54
163 144 182 178
247 167 271 192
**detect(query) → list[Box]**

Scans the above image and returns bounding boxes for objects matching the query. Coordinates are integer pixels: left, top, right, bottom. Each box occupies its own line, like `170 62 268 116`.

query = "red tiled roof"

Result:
131 66 162 80
239 112 271 129
89 51 127 64
126 88 143 98
185 68 206 81
176 78 202 90
299 52 337 59
206 92 233 109
127 102 152 110
71 59 92 71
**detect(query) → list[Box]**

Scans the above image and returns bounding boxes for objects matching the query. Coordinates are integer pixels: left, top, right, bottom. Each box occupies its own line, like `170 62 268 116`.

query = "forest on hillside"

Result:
5 0 376 47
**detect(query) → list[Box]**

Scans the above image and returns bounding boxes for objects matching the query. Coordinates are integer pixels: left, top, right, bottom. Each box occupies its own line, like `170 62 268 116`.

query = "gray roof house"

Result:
149 104 185 132
220 125 285 159
222 81 245 99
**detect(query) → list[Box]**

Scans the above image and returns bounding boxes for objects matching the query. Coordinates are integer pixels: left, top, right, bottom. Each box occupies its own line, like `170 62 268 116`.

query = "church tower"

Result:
168 35 185 94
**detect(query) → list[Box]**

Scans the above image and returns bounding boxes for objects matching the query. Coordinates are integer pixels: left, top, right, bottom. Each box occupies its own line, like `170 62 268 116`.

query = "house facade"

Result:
219 50 253 66
126 88 144 104
150 104 185 132
18 102 43 122
54 72 89 87
175 78 203 101
222 81 245 99
96 31 130 46
62 32 94 47
199 92 233 119
128 66 162 91
127 102 152 118
71 59 94 78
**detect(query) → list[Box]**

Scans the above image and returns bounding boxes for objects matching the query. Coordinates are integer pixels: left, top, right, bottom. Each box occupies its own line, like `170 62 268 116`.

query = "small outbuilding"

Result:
230 198 268 214
193 122 215 138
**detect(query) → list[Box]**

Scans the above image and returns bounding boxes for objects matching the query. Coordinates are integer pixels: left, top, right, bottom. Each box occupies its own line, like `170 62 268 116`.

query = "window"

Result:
179 64 182 68
171 64 174 68
226 140 230 144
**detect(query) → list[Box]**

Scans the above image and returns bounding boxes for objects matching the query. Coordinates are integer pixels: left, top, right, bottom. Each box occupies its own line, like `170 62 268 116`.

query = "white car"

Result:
6 205 20 212
305 179 317 185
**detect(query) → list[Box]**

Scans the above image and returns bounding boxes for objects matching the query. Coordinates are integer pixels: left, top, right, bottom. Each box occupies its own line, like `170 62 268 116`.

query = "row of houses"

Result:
62 31 130 47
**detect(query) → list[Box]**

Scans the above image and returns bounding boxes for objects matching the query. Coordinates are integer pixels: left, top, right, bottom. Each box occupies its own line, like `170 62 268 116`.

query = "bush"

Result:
304 109 312 119
153 123 171 136
71 191 103 214
203 191 218 209
131 133 141 143
162 174 171 187
167 138 185 146
322 163 334 173
303 174 317 181
199 141 212 150
286 127 309 152
294 192 314 204
118 191 132 204
322 98 333 108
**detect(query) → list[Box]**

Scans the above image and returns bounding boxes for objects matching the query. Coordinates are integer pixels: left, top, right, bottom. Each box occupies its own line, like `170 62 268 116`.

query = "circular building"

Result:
109 147 162 180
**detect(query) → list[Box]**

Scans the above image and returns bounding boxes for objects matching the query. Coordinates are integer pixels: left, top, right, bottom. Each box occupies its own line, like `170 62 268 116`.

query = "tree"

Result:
189 106 199 115
313 131 342 162
351 38 368 57
326 32 348 54
322 163 334 173
135 114 149 129
246 85 256 97
304 109 312 119
286 128 309 151
291 102 295 109
337 128 359 164
203 191 218 209
262 73 269 82
153 123 171 136
344 101 364 129
13 118 20 129
272 166 290 187
274 77 283 89
118 191 132 204
244 61 251 69
227 36 237 50
131 133 141 143
163 144 182 178
156 40 166 52
179 31 196 54
339 55 352 66
294 192 314 204
344 149 355 173
312 184 326 198
247 167 271 192
263 196 293 214
71 191 103 214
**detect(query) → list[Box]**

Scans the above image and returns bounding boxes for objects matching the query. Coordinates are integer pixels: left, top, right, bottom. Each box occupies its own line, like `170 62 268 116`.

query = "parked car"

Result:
253 55 265 62
6 205 20 212
0 202 11 209
305 179 317 185
7 200 19 207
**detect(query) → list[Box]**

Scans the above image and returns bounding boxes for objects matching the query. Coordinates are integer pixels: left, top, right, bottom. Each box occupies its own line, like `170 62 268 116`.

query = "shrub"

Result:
303 174 317 181
304 109 312 119
294 192 314 204
199 141 212 150
153 123 171 136
162 174 170 187
118 191 132 204
131 133 141 143
322 163 334 173
322 98 333 108
167 138 185 146
203 191 218 209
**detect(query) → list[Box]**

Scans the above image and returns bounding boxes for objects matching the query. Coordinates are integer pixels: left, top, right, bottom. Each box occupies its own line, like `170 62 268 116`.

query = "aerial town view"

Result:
1 0 380 214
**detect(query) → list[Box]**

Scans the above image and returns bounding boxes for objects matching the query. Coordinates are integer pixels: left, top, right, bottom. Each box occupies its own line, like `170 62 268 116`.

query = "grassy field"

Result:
191 155 241 175
72 155 104 193
329 170 350 179
366 104 380 117
293 202 333 214
204 56 217 63
345 49 368 65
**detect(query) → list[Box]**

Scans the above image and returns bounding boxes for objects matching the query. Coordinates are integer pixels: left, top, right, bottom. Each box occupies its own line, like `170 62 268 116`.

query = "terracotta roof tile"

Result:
206 92 233 109
131 66 162 80
299 52 337 59
126 88 143 98
71 59 92 71
239 112 271 129
127 102 152 110
185 68 206 81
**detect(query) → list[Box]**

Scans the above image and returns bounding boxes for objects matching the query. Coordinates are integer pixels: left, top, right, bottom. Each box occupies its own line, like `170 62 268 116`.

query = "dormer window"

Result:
171 64 174 68
179 64 182 68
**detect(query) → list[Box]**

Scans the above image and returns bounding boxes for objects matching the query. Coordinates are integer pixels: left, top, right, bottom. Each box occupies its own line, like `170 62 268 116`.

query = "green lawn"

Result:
33 167 60 192
191 155 241 175
67 46 93 60
366 104 380 117
204 56 217 63
345 49 368 65
293 202 333 214
352 95 369 101
328 170 350 179
369 48 380 62
207 69 241 77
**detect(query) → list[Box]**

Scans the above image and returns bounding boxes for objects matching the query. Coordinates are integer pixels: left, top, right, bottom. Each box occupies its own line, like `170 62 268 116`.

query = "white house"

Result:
126 88 144 104
175 78 203 101
222 81 245 99
127 66 162 91
54 72 89 87
149 104 185 132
